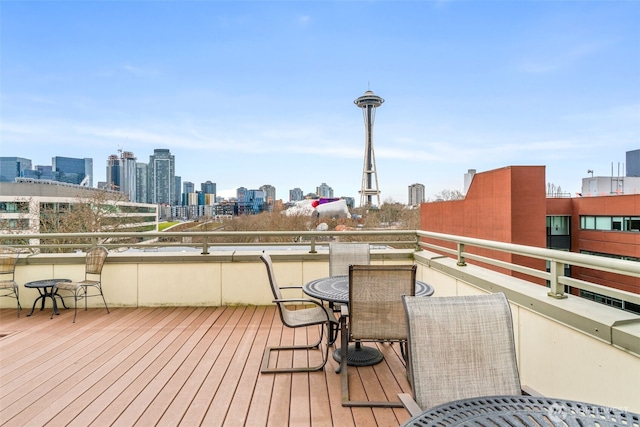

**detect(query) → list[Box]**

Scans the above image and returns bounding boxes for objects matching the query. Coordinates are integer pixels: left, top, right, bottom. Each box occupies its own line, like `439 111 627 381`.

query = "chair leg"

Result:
260 325 329 373
15 285 21 318
327 321 338 346
339 317 405 408
98 285 110 314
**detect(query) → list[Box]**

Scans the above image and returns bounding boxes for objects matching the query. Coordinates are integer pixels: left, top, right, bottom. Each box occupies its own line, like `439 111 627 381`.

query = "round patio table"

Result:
303 275 434 366
401 395 639 426
24 279 71 316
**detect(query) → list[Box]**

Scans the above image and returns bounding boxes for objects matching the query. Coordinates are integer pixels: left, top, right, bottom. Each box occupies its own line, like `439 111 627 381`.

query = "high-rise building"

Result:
149 149 175 205
316 183 334 198
260 184 275 203
184 181 195 194
289 188 304 202
182 181 194 206
259 184 276 212
202 181 216 195
121 151 137 202
106 155 122 191
201 181 217 206
408 183 425 206
136 163 149 203
354 90 384 207
174 176 181 206
52 156 92 186
0 157 32 182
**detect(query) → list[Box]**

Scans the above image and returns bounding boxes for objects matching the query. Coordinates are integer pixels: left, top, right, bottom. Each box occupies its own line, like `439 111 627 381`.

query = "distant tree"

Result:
32 191 143 252
432 189 464 201
547 183 565 197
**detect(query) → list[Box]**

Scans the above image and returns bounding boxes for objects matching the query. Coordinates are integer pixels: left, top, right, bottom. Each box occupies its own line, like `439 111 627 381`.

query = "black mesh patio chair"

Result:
260 252 338 373
52 246 109 323
0 246 22 317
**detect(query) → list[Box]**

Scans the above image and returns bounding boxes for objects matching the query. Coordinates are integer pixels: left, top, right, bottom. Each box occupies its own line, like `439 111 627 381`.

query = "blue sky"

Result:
2 1 639 203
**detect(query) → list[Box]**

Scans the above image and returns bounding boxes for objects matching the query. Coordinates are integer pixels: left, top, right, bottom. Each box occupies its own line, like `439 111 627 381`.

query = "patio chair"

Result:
329 242 370 277
399 293 532 416
0 246 22 317
260 252 338 373
52 246 109 323
339 264 417 407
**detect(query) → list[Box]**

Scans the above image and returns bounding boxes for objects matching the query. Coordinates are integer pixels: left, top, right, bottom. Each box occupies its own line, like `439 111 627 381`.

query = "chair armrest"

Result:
272 298 325 309
271 298 335 322
279 286 303 290
398 393 422 417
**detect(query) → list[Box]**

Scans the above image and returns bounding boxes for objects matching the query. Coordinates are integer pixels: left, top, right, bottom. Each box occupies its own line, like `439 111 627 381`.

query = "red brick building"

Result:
420 165 640 312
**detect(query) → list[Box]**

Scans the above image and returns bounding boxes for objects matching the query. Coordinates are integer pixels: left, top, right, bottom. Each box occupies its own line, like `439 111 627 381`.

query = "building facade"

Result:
202 181 217 204
0 157 32 182
0 180 157 234
289 188 304 202
106 155 122 192
52 156 93 186
136 163 149 204
121 151 137 203
420 165 640 314
316 183 334 198
149 149 175 205
626 149 640 177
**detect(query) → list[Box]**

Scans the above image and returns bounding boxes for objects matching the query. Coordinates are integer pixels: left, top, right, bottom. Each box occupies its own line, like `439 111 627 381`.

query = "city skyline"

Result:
2 2 639 203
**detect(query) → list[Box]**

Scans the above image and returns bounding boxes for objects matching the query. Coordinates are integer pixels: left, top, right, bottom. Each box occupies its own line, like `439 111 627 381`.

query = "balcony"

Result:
1 230 639 425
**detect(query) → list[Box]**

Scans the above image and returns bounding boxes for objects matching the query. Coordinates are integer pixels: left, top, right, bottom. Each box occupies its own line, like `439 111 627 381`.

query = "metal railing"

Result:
1 229 639 305
417 230 640 306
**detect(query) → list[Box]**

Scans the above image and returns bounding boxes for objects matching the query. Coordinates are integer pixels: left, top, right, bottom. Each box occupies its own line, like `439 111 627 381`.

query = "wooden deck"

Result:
0 306 413 426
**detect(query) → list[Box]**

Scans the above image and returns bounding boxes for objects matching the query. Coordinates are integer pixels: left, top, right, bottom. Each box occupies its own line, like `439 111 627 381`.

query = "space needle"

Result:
354 89 384 208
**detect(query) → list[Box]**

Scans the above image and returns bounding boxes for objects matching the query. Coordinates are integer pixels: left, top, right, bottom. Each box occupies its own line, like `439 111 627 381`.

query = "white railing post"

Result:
548 260 567 299
457 243 467 266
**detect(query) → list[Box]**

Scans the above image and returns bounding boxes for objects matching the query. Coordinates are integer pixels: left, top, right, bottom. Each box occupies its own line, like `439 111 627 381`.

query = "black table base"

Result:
333 343 384 366
24 279 71 316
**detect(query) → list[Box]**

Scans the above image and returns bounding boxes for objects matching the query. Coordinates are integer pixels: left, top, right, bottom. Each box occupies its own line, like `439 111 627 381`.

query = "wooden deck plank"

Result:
34 308 174 426
0 307 413 427
243 306 280 426
200 306 266 426
154 306 239 426
132 307 228 426
1 308 173 425
221 306 274 427
178 306 252 426
1 308 153 396
23 307 192 426
266 316 295 426
92 307 214 426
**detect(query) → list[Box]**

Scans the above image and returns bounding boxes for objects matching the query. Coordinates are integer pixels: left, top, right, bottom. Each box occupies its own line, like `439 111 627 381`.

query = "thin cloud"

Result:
518 40 610 74
121 64 159 77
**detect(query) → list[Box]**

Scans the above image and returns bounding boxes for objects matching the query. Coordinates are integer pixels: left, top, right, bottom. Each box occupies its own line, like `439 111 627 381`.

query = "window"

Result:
580 215 640 232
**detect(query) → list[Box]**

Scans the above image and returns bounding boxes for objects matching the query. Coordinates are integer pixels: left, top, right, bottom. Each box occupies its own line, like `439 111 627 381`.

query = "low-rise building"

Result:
0 179 158 233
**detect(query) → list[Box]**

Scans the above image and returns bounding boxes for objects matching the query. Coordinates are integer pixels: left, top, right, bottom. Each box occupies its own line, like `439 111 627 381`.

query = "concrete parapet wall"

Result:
413 250 640 414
